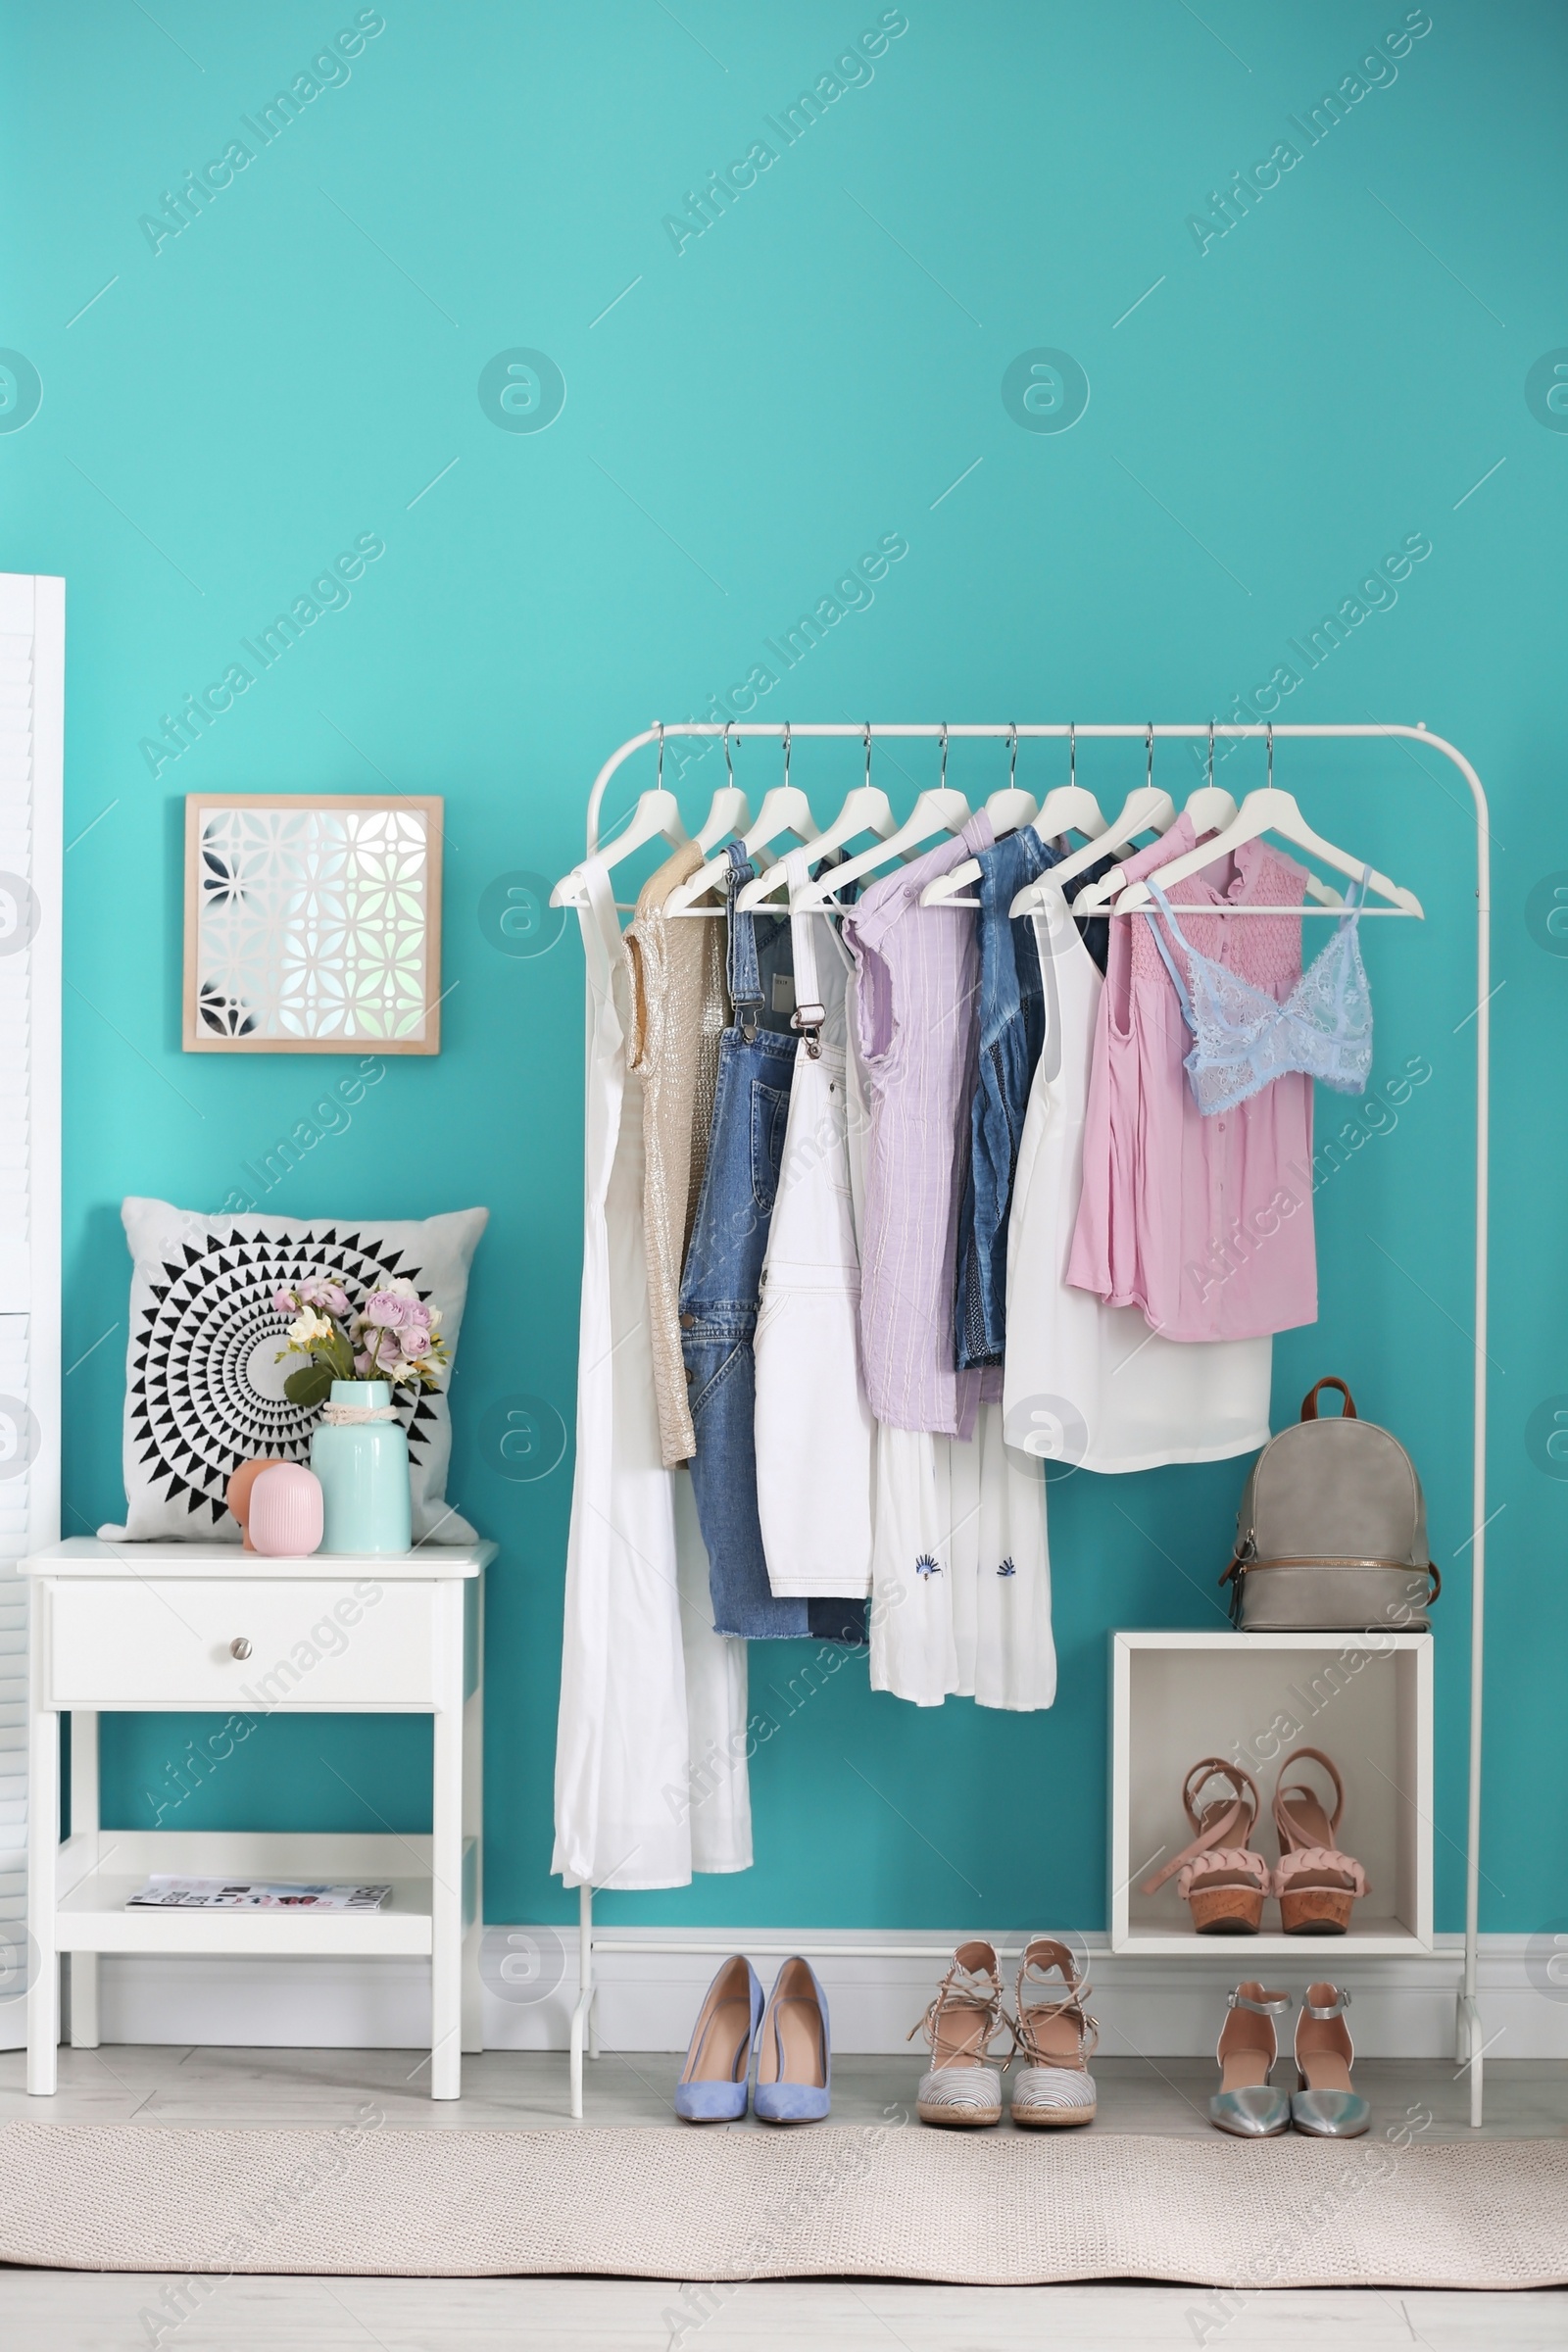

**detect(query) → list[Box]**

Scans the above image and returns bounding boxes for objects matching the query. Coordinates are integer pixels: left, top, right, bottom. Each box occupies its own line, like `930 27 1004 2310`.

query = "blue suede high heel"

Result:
753 1956 831 2124
674 1957 763 2122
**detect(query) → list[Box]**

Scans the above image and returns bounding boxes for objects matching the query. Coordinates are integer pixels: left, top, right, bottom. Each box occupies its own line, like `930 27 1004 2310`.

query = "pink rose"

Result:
272 1290 296 1317
399 1325 429 1359
301 1279 350 1318
403 1297 433 1329
364 1292 407 1328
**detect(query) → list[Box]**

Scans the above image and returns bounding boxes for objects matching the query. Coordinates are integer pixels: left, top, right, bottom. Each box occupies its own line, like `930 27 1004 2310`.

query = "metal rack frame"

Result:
566 721 1492 2126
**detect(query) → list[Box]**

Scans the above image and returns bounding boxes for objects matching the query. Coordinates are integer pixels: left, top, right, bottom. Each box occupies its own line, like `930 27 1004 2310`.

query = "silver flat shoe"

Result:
1292 1984 1369 2136
1211 2082 1292 2137
1209 1983 1293 2138
1291 2085 1371 2136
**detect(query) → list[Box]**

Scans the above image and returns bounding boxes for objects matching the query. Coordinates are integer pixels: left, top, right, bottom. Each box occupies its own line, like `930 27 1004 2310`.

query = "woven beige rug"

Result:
1 2122 1564 2285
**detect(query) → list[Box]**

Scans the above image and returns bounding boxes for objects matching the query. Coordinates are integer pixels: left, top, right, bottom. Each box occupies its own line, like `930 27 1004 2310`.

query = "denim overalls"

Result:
956 837 1116 1371
955 826 1060 1371
680 846 866 1643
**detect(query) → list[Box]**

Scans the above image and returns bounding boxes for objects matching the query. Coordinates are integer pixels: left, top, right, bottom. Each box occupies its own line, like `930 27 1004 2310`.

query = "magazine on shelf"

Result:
126 1878 392 1911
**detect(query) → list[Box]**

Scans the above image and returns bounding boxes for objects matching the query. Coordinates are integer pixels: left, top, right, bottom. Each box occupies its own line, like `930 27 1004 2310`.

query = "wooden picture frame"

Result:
182 793 444 1054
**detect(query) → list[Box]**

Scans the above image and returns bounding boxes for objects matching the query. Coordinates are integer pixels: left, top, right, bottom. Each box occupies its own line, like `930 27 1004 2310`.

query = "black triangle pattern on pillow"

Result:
128 1227 438 1527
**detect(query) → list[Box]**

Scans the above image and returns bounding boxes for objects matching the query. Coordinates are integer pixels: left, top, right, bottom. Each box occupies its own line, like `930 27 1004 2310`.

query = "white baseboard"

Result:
3 1930 1565 2062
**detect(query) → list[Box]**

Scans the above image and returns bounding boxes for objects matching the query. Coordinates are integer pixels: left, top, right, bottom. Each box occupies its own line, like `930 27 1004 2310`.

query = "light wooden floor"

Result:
0 2044 1564 2349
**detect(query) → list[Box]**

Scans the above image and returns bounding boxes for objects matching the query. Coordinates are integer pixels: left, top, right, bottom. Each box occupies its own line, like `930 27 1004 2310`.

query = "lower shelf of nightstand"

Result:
50 1830 474 1958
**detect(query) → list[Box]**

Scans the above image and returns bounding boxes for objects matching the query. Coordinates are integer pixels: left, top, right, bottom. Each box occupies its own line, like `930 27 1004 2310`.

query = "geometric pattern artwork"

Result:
130 1227 440 1527
183 794 444 1054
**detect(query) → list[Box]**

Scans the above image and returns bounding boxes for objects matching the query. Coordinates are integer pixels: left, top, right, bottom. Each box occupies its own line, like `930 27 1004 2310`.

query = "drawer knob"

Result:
229 1637 252 1660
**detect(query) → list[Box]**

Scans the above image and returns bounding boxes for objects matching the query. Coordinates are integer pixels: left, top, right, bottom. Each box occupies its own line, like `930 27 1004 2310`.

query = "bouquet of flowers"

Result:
272 1276 449 1409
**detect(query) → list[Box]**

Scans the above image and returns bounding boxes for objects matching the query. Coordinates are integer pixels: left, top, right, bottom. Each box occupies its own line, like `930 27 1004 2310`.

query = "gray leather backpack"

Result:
1220 1378 1441 1632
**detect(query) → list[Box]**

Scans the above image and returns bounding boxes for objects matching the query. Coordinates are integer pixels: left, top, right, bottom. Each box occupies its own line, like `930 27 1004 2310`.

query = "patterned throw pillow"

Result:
97 1199 488 1544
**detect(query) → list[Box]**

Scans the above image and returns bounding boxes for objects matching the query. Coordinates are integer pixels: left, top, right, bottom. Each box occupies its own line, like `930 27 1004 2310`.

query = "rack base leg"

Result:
1456 1991 1484 2129
568 1984 595 2121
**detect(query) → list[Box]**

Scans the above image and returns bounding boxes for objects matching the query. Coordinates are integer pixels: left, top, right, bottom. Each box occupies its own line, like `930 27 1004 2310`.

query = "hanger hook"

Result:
656 720 664 791
1146 722 1153 791
1266 722 1274 788
781 719 791 788
863 721 872 791
723 720 733 789
1207 717 1215 789
939 721 949 792
1007 722 1018 791
1068 721 1076 787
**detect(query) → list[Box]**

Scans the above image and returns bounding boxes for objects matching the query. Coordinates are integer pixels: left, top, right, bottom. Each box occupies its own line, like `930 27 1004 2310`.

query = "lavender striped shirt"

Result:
842 812 1000 1437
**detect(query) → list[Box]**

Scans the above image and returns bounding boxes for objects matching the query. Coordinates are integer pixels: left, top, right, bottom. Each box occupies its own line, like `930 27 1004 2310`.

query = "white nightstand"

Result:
22 1536 494 2099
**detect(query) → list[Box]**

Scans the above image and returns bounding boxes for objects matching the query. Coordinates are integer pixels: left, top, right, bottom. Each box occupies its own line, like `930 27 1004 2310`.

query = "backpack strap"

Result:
1300 1377 1356 1421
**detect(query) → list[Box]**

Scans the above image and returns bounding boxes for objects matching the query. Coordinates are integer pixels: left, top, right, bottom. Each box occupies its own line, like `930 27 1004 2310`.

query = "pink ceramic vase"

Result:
248 1461 324 1558
225 1458 270 1550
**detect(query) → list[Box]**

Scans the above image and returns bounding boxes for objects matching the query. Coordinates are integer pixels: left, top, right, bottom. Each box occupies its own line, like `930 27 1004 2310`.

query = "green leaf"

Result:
283 1361 336 1408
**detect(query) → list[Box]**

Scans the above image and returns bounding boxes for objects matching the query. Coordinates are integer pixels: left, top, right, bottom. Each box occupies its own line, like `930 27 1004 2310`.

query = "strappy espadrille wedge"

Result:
1008 1938 1099 2128
1141 1758 1271 1935
907 1939 1009 2128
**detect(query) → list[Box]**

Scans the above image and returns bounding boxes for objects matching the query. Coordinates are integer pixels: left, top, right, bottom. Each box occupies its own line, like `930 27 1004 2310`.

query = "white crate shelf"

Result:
1110 1629 1433 1959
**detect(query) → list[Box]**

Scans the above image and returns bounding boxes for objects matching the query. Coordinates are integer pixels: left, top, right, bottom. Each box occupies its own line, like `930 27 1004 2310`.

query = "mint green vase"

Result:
310 1381 412 1553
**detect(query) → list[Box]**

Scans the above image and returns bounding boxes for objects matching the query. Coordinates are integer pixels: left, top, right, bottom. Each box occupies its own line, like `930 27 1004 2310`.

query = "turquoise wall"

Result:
4 0 1564 1936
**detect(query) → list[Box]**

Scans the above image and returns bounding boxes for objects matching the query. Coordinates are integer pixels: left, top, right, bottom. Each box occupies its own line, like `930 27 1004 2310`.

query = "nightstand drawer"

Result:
44 1575 435 1708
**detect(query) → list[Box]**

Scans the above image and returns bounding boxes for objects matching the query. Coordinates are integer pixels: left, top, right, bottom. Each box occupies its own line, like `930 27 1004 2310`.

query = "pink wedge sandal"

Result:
1141 1758 1271 1935
1272 1748 1368 1935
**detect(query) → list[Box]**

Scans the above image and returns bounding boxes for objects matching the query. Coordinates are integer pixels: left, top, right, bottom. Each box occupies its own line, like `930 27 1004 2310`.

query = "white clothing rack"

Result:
566 721 1492 2126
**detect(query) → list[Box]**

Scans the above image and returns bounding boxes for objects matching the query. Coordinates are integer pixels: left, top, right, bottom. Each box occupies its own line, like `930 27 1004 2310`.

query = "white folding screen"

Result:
0 575 63 2047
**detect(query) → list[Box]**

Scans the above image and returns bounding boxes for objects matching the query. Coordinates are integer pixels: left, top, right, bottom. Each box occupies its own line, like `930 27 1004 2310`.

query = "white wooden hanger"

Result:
981 724 1039 839
923 724 1102 908
697 793 748 853
735 723 897 910
666 727 816 914
986 787 1039 833
691 725 747 856
1184 727 1237 838
551 723 688 907
1008 727 1177 918
1033 751 1108 843
794 723 968 911
1086 728 1409 914
1163 725 1339 908
1074 723 1338 912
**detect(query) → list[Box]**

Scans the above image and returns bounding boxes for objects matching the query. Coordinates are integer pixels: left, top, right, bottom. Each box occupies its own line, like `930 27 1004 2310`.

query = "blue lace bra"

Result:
1144 871 1373 1116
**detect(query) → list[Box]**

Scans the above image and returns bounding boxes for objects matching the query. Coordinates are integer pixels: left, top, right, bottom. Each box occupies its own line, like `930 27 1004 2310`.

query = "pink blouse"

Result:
1066 813 1317 1342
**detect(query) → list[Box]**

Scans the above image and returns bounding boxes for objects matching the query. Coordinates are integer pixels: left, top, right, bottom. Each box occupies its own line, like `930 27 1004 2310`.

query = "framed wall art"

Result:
182 793 444 1054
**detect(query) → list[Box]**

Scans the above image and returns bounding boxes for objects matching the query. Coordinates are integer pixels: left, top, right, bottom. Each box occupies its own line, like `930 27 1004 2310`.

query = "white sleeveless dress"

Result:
754 856 873 1599
553 860 751 1889
1004 881 1272 1473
